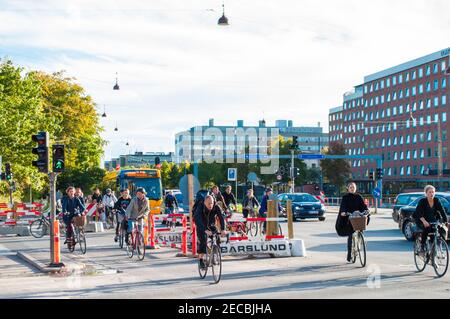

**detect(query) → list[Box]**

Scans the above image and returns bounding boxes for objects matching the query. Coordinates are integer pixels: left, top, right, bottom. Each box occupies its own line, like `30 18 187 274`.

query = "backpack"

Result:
192 189 212 213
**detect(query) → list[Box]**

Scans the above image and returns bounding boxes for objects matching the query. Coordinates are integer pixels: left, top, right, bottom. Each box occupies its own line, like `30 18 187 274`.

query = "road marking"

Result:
0 243 13 256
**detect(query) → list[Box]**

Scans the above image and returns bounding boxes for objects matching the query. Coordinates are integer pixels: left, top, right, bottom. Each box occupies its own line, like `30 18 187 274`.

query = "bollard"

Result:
149 214 156 249
181 215 187 256
50 219 64 267
191 222 197 257
287 200 294 239
267 200 276 237
143 215 149 246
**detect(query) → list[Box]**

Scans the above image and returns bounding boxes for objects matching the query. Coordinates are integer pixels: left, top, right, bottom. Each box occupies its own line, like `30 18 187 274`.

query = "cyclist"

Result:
113 188 132 242
413 185 448 252
62 186 86 243
259 188 284 233
75 187 85 206
164 190 179 214
222 185 237 210
337 181 369 263
211 185 227 211
242 189 260 220
102 188 118 228
194 194 226 269
91 188 103 221
125 187 149 244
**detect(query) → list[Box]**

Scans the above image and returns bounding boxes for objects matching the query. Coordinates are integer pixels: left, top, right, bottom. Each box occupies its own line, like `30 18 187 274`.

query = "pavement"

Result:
1 207 450 299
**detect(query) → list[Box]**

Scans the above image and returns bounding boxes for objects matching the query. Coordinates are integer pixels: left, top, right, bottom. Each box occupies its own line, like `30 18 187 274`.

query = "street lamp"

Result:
218 3 229 26
102 105 107 118
114 122 118 131
113 72 120 90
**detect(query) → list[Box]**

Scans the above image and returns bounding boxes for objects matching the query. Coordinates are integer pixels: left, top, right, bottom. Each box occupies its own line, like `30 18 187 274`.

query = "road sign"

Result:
372 187 382 199
179 174 200 203
298 154 325 160
228 168 237 181
247 172 258 182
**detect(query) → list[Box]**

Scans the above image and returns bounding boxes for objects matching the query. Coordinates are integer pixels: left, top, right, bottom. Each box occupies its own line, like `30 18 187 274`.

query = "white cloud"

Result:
0 0 449 162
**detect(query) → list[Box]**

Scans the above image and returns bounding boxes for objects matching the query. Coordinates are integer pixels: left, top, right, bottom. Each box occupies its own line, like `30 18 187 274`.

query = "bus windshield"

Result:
123 178 162 201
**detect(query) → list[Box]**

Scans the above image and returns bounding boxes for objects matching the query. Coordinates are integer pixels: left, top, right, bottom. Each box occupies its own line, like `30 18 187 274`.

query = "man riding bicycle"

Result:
125 187 149 244
413 185 448 252
102 188 118 227
164 190 179 214
337 182 369 263
194 194 226 269
62 186 86 243
222 185 237 210
114 188 132 242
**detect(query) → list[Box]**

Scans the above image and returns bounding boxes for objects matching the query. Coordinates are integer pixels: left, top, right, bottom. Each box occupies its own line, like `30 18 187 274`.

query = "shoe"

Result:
346 254 352 263
199 258 207 269
114 235 118 242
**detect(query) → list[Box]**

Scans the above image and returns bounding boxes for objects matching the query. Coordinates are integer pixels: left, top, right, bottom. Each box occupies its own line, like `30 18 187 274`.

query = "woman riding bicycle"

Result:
62 186 86 243
114 188 132 243
242 189 260 220
336 182 369 262
194 194 226 270
125 187 149 244
413 185 448 251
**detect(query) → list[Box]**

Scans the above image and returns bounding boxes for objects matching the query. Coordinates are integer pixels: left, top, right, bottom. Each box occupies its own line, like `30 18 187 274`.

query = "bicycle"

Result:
30 212 66 238
66 213 87 254
413 221 449 277
126 217 146 260
245 208 284 238
105 206 117 229
198 227 228 284
343 210 370 268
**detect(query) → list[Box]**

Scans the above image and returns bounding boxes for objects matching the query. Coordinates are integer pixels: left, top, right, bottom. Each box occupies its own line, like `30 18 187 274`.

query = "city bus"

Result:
103 169 163 215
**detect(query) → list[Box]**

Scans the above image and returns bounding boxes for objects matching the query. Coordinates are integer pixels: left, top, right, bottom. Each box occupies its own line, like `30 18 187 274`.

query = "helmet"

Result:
136 187 147 194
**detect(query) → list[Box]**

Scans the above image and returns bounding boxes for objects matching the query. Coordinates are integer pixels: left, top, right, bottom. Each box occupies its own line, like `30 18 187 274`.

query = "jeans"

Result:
347 232 354 258
127 219 143 234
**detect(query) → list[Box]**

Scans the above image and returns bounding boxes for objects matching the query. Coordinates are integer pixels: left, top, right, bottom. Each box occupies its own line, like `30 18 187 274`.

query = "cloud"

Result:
0 0 449 162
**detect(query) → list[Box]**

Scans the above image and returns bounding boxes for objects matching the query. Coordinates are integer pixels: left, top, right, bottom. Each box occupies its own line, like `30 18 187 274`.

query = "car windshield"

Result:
286 194 319 203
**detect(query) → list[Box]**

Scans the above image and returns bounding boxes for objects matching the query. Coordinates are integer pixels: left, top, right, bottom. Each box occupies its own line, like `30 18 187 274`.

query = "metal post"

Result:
49 172 60 267
235 168 238 206
8 182 13 208
291 150 295 193
287 199 294 239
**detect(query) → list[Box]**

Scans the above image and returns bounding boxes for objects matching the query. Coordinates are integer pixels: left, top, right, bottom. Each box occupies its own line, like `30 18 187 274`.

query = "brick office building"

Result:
329 47 450 193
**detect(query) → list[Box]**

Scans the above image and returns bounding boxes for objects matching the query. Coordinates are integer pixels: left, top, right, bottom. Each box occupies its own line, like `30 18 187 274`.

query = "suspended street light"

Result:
102 105 107 117
113 72 120 90
114 122 118 131
218 3 229 26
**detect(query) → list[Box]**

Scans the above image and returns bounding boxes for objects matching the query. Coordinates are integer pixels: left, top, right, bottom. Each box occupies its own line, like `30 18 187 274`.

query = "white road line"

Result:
0 243 13 256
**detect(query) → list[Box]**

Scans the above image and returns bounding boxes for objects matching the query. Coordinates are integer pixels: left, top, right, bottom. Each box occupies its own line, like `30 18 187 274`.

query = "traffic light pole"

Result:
49 172 56 266
290 150 295 194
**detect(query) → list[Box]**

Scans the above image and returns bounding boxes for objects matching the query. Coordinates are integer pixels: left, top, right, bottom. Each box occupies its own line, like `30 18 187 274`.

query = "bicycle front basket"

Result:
73 215 87 227
349 216 367 231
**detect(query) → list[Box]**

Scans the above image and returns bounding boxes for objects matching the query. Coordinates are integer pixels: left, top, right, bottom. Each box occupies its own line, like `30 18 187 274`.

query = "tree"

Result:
320 142 351 194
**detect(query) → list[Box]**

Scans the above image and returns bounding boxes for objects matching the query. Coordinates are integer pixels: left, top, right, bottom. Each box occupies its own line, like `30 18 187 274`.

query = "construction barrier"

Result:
148 214 189 256
53 220 61 264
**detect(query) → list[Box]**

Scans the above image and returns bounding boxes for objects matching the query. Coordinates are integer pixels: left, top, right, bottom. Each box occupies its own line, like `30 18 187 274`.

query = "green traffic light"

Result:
56 160 63 169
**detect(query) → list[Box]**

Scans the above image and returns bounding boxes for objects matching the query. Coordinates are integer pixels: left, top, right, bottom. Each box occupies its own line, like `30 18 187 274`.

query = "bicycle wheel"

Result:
211 244 222 284
126 232 134 258
357 232 367 267
413 236 428 272
432 237 449 278
30 219 46 238
136 232 146 261
79 230 87 254
351 234 357 264
198 254 208 279
247 222 258 237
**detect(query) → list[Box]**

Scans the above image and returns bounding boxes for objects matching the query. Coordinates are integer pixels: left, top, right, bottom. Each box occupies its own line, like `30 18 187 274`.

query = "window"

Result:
427 131 432 141
413 150 417 159
412 86 417 96
413 134 417 143
394 152 398 160
443 78 447 88
400 167 404 176
426 82 431 92
434 80 439 91
433 63 438 74
392 76 397 86
443 95 447 105
406 151 410 160
420 165 425 174
442 61 447 72
434 97 439 107
418 68 423 78
443 113 447 122
393 106 397 115
426 65 431 76
419 84 424 94
420 149 424 158
380 80 384 89
412 70 416 80
407 166 411 175
405 72 410 82
399 74 403 84
386 78 390 87
406 135 410 143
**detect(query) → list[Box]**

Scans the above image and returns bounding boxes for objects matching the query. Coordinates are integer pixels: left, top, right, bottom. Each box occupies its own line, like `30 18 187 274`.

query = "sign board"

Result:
220 240 291 257
228 168 237 181
372 187 382 199
247 172 258 182
298 154 325 160
179 175 200 204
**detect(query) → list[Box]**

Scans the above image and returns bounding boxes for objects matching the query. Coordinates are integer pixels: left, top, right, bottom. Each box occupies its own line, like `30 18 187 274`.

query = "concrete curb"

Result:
16 251 64 273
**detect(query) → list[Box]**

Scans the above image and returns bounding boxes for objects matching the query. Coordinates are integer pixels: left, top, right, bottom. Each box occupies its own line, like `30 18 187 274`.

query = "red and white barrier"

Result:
149 214 188 256
85 203 98 217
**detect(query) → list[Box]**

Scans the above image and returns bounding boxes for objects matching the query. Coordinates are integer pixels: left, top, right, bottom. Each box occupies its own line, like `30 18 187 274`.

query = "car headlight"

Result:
294 206 301 210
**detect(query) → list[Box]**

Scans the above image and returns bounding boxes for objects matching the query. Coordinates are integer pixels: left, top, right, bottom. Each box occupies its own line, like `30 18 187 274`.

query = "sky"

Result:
0 0 449 163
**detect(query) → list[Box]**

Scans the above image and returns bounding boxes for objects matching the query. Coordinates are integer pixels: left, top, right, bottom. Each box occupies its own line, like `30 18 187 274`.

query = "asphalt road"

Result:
1 210 450 299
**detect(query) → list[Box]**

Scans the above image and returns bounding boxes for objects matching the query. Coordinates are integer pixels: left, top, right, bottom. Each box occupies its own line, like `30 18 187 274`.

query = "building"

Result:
104 152 174 171
174 119 329 168
329 47 450 192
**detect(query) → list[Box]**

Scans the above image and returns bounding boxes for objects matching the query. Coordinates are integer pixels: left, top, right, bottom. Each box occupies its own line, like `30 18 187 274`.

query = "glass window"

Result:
433 63 438 74
434 97 439 107
426 65 431 76
392 76 397 85
412 70 416 80
418 68 423 78
434 80 439 91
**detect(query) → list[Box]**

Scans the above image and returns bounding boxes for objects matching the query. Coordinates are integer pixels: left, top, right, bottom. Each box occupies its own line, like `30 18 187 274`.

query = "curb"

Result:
16 251 64 273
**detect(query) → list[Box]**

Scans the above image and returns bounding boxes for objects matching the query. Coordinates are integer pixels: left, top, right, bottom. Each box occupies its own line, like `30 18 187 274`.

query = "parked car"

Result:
392 192 423 224
277 193 326 221
174 192 188 214
398 193 450 241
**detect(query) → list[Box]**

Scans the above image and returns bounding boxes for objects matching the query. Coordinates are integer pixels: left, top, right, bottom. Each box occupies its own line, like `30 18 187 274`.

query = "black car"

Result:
277 193 326 221
398 193 450 241
392 192 423 224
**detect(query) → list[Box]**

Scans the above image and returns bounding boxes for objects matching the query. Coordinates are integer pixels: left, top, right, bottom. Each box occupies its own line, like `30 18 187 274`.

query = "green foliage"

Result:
320 141 351 194
0 59 106 201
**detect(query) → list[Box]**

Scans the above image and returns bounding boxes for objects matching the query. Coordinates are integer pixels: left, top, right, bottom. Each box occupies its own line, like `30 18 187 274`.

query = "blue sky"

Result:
0 0 449 163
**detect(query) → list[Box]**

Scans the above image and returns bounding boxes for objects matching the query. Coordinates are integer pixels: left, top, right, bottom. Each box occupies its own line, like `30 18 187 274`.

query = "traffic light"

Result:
32 132 49 173
52 145 65 172
5 163 12 181
155 156 161 168
369 171 374 181
376 168 383 179
290 136 299 149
